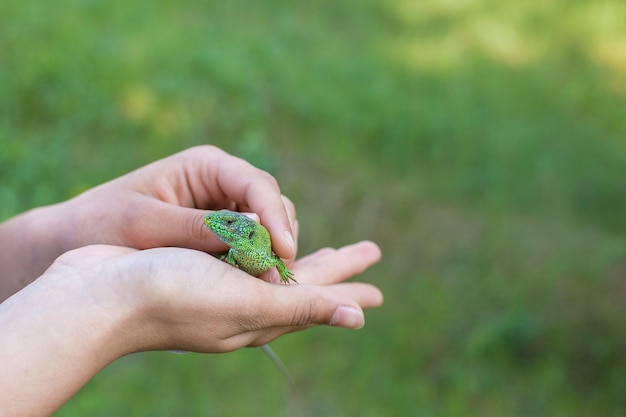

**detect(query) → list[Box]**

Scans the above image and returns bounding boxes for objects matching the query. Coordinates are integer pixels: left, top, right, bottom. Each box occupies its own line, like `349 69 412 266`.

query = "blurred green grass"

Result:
1 0 625 416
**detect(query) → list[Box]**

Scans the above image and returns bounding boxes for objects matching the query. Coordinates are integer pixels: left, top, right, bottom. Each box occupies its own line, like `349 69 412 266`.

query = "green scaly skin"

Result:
204 209 297 284
204 209 298 390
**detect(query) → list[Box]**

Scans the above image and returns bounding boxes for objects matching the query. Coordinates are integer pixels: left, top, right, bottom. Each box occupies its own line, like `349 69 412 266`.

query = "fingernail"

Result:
330 306 365 329
284 231 296 254
242 212 260 222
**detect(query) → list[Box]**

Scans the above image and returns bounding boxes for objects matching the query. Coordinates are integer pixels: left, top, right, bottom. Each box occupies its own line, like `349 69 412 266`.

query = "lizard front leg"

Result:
225 248 239 269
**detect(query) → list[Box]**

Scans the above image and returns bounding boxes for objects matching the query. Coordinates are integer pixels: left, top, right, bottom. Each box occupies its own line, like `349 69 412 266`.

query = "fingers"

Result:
241 241 383 338
126 200 295 257
102 245 383 354
269 282 383 327
235 241 383 329
64 146 297 260
113 198 227 252
140 146 296 258
217 281 384 349
236 241 382 334
206 148 296 259
273 286 367 329
322 282 384 310
294 241 382 285
280 195 298 258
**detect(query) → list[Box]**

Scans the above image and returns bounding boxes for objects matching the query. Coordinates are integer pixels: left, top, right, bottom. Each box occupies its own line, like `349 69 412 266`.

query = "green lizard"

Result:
204 209 297 284
204 209 297 388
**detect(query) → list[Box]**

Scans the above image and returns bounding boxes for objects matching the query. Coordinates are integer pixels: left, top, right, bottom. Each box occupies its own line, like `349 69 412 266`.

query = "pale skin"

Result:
0 146 383 417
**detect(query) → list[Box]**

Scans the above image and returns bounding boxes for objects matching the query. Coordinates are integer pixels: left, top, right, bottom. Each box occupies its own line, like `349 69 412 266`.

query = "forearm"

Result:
0 271 136 416
0 203 73 301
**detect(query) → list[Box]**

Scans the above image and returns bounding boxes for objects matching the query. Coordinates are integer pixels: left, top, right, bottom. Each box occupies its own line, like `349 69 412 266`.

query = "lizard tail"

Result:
261 344 297 392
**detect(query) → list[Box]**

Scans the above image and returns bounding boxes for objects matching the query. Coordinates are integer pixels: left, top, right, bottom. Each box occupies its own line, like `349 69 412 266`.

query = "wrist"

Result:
0 203 70 300
41 267 140 361
0 267 140 415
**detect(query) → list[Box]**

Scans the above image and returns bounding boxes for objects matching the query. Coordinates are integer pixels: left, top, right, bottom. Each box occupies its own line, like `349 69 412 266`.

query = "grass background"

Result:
1 0 625 415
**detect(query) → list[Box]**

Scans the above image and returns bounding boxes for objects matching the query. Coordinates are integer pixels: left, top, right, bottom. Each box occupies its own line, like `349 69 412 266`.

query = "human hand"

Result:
48 241 383 353
0 241 382 415
55 145 297 260
1 146 300 300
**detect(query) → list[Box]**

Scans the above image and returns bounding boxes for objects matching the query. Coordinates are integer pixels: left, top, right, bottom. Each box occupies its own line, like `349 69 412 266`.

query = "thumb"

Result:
126 203 226 252
264 286 367 330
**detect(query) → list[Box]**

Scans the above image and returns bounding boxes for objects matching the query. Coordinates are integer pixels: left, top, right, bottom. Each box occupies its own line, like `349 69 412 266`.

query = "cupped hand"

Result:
46 241 383 355
55 146 297 260
0 240 382 415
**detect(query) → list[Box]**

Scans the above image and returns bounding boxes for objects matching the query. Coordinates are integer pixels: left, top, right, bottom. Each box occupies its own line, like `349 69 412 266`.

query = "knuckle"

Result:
185 144 223 157
235 313 265 333
290 299 323 327
190 210 211 241
282 195 296 213
255 168 279 187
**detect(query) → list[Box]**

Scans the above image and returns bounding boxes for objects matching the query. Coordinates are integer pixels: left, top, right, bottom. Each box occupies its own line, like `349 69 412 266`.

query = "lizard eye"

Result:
248 230 255 240
225 219 234 225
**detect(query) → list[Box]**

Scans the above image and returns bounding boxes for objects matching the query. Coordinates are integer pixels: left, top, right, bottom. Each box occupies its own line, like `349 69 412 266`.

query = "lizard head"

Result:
204 209 257 247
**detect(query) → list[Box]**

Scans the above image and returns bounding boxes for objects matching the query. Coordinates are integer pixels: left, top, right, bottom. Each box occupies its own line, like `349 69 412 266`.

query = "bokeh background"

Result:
1 0 625 416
